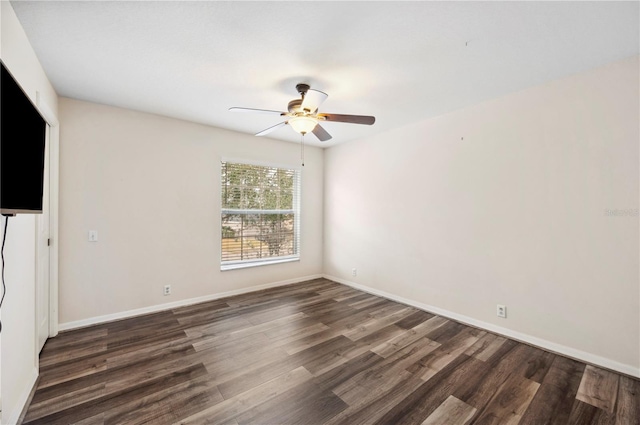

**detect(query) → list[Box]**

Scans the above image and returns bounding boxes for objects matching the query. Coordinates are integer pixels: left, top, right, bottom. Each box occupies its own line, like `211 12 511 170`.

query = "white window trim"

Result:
221 156 302 172
221 256 300 271
220 159 301 271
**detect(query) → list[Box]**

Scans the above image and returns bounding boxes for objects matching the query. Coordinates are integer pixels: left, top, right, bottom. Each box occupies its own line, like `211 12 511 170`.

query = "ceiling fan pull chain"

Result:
300 133 305 167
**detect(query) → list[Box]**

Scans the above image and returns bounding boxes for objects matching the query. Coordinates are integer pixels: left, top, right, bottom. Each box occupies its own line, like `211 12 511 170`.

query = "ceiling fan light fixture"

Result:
289 116 318 135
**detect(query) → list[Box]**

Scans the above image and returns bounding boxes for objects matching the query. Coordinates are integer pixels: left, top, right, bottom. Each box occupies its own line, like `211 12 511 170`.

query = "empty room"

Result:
1 1 638 424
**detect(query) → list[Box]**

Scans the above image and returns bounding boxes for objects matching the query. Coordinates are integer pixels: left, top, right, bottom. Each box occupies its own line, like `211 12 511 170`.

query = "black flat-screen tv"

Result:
1 61 47 215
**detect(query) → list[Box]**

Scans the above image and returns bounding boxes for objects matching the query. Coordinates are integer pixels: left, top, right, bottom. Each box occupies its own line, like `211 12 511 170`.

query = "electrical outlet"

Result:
163 285 171 296
88 230 98 242
352 268 357 277
497 304 507 318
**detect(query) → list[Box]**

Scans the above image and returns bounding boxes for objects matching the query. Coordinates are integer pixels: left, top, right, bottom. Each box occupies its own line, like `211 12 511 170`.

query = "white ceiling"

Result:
10 1 640 147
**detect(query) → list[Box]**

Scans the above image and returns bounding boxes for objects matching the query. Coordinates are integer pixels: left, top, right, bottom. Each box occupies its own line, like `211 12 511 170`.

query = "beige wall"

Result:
324 56 639 374
58 98 324 326
0 2 59 423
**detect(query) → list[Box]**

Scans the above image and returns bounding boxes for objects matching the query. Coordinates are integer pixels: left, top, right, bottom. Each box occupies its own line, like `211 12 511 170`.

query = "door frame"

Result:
35 94 59 350
35 124 51 353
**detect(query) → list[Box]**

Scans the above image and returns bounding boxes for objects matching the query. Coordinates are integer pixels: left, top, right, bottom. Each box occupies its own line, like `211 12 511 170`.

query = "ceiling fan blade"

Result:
318 113 376 125
312 124 332 142
300 89 328 113
229 107 286 115
255 121 287 136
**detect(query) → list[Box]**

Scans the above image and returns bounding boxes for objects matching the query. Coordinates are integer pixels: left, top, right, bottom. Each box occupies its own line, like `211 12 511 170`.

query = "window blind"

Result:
221 161 300 269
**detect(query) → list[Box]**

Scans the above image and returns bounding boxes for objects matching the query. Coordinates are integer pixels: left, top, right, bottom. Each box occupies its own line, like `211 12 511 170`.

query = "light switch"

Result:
89 230 98 242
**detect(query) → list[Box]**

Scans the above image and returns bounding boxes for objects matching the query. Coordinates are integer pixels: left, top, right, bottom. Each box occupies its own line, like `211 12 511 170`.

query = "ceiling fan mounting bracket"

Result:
296 83 311 96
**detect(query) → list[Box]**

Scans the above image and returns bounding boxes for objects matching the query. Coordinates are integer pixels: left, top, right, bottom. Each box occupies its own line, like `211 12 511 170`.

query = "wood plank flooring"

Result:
23 278 639 425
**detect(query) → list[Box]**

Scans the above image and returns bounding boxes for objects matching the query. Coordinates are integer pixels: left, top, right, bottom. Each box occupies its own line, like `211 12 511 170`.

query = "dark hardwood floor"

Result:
23 278 639 425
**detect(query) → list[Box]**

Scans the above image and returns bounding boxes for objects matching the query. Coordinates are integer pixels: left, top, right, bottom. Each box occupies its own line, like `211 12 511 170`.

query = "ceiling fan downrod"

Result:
296 83 311 97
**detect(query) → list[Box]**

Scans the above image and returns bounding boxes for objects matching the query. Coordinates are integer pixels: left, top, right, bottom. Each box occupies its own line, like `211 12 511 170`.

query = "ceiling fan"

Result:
229 83 375 142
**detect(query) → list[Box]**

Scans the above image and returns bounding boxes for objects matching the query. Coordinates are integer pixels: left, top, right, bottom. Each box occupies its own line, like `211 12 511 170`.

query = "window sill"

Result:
221 256 300 271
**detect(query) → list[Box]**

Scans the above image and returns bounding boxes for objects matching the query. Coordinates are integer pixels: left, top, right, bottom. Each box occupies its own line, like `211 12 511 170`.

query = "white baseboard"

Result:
59 274 323 331
3 367 37 425
324 274 640 379
56 272 639 378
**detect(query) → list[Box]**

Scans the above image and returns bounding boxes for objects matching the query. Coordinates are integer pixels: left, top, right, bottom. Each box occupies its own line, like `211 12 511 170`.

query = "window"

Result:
221 160 300 270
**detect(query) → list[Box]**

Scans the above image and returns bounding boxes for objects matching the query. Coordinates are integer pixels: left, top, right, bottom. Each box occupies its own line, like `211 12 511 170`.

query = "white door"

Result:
36 125 51 353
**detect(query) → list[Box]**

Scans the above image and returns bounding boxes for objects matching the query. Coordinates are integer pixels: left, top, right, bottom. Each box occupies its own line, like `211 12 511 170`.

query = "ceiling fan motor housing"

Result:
290 83 313 114
288 99 304 114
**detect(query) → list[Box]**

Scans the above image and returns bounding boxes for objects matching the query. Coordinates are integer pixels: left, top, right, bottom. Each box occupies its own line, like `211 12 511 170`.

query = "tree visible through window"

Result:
221 161 300 269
